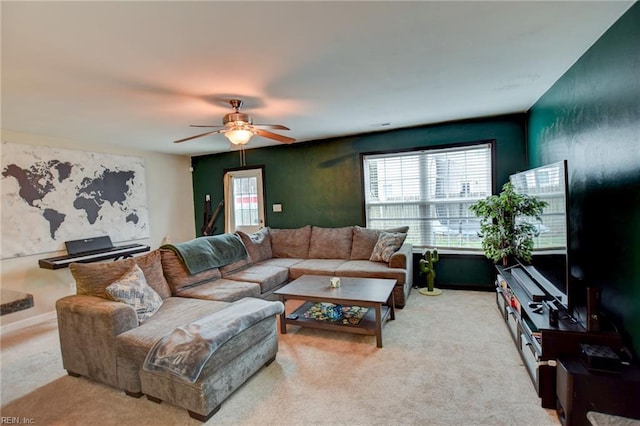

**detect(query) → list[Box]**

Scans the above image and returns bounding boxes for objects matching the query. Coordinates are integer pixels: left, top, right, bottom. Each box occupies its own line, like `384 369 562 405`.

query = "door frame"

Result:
223 165 266 233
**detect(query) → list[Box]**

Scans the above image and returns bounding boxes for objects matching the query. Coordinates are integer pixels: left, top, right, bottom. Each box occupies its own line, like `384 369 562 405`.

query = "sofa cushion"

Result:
308 226 353 259
142 298 284 382
105 264 163 322
350 226 409 260
71 250 171 299
115 297 230 391
336 260 406 286
219 256 252 276
175 279 261 302
270 226 311 258
223 264 289 294
237 228 272 263
258 257 305 269
288 259 349 280
369 232 407 262
160 248 222 295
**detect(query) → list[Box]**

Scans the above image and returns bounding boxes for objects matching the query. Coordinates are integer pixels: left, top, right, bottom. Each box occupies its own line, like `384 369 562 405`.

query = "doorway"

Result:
223 167 265 233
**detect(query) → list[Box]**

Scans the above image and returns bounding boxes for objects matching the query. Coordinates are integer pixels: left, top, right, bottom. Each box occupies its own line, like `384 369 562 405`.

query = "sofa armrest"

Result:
389 242 412 269
389 242 413 289
56 295 138 389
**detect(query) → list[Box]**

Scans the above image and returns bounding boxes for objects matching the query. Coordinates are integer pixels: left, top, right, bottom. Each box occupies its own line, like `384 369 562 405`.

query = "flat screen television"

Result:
509 160 572 312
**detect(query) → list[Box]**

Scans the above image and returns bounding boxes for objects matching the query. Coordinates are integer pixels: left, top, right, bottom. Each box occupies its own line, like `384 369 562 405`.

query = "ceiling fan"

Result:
174 99 295 146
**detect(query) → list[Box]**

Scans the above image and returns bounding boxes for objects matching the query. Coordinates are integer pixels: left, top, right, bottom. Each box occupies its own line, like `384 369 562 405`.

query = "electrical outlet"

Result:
69 281 76 293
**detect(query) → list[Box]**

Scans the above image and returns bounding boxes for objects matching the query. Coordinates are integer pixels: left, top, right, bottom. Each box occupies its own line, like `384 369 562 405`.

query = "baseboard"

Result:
413 284 494 292
1 311 57 335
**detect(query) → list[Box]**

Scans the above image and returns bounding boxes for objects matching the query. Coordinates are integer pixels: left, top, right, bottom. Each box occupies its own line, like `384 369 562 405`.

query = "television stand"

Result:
495 265 623 409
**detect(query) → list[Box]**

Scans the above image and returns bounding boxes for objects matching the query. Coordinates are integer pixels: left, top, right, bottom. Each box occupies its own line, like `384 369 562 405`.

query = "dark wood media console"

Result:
556 356 640 425
495 265 624 410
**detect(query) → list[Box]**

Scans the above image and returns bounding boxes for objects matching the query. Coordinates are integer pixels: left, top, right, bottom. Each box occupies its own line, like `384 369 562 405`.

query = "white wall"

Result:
0 129 195 329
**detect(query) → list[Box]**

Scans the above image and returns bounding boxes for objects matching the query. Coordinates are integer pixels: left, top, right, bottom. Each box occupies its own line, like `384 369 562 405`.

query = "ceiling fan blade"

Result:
189 125 225 128
254 128 295 144
174 130 221 143
252 124 290 130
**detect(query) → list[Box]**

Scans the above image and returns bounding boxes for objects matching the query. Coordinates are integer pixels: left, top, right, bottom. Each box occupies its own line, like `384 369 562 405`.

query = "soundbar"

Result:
38 244 150 270
511 267 546 302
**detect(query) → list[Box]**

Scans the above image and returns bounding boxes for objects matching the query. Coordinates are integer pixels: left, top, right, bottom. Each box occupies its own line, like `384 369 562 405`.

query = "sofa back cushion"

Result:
71 249 172 299
270 226 312 258
350 226 409 260
133 250 172 299
160 248 222 294
237 228 272 263
308 226 353 259
219 256 252 276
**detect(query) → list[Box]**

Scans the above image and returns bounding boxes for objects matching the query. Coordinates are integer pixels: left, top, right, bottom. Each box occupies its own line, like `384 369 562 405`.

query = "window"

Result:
510 161 567 251
363 142 493 250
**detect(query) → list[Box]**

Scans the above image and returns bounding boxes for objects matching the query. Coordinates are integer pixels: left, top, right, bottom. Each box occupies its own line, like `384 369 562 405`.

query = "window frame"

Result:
360 140 496 253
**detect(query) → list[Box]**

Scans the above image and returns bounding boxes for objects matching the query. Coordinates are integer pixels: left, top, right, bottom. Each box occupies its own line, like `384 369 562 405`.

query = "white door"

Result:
223 168 265 234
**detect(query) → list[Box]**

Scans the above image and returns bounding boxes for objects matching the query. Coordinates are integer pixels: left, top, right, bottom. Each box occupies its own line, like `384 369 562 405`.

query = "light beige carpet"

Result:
0 289 559 425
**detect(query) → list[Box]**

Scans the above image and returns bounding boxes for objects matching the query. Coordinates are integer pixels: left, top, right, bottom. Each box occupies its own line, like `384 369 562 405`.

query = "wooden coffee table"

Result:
274 275 396 348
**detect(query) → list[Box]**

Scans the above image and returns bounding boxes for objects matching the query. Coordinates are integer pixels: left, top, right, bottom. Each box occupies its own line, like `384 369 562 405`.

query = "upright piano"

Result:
38 236 150 270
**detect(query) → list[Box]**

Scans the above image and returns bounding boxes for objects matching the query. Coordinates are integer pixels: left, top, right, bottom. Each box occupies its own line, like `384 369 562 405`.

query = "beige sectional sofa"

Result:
168 225 413 308
55 225 412 421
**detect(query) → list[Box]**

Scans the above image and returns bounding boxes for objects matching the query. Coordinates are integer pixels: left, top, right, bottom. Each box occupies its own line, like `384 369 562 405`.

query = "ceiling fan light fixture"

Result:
175 99 294 146
225 128 254 145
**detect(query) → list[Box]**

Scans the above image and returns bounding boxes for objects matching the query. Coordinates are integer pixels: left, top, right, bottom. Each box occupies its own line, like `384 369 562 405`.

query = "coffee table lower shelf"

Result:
281 301 393 347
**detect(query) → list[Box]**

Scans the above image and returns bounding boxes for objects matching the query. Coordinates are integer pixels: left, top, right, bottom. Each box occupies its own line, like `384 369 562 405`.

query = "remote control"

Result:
286 314 299 320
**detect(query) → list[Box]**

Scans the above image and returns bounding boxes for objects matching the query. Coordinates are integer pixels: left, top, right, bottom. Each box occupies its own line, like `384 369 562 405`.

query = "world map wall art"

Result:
1 142 150 259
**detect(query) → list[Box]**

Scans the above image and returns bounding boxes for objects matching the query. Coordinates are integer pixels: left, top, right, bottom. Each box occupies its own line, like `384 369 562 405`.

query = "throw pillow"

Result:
237 228 273 263
351 226 410 260
105 264 163 322
369 232 407 263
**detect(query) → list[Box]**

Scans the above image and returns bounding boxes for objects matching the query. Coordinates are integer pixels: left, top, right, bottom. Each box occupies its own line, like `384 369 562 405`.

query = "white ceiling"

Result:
2 1 633 156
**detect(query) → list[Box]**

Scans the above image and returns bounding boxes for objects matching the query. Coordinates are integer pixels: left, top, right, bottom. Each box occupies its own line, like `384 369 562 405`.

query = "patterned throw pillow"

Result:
369 232 407 263
351 226 410 260
105 264 163 322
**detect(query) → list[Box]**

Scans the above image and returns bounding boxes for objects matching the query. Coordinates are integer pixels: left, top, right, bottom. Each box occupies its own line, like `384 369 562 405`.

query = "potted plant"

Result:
469 181 548 266
418 249 442 296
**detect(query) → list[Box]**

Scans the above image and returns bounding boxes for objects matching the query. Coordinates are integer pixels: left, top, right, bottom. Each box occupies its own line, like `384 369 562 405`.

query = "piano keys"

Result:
38 236 150 270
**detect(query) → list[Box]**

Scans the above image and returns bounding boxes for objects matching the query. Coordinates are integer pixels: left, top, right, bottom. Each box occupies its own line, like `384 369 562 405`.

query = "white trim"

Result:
412 248 485 256
1 311 57 335
224 168 265 234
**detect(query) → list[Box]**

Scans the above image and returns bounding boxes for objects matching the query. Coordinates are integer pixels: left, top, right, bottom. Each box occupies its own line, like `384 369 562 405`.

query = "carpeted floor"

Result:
0 289 559 425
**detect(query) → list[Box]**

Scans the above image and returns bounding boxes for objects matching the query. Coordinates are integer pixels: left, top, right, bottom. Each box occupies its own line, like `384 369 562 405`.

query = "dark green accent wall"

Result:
527 3 640 356
191 114 528 289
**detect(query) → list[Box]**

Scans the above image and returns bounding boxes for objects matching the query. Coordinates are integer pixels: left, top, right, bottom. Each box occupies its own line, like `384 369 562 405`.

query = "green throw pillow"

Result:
105 264 163 322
